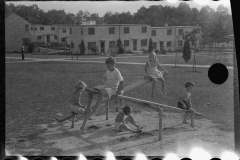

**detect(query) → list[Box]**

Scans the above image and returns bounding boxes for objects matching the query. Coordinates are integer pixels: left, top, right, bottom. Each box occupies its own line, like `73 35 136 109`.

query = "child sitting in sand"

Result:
115 105 142 133
80 56 124 133
177 81 201 130
144 51 168 98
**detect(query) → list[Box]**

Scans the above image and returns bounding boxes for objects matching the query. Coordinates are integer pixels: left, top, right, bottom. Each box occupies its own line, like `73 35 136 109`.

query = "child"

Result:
80 56 124 133
54 80 87 125
144 51 168 98
70 80 87 113
177 81 199 130
115 106 142 133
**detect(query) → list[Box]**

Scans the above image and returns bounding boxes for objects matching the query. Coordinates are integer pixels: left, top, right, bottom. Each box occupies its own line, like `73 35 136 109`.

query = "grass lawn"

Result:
5 56 234 155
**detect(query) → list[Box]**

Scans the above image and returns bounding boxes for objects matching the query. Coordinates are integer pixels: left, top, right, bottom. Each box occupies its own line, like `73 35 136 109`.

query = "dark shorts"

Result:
177 100 190 110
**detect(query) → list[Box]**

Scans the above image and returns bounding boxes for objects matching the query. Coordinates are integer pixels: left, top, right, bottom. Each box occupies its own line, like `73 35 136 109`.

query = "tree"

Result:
182 38 191 63
79 40 85 55
148 38 153 53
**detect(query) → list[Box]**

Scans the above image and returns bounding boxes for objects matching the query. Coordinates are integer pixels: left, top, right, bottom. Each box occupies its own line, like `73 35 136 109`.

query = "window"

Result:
167 29 172 35
141 39 147 46
70 27 72 34
88 28 95 35
179 29 183 35
109 41 115 48
71 42 74 49
109 27 115 34
31 27 33 31
167 41 171 47
51 27 55 30
22 38 29 45
25 24 29 31
124 27 129 34
153 42 157 49
40 27 44 30
62 29 66 33
178 41 183 47
151 30 156 36
35 27 37 30
88 42 96 49
61 38 65 42
142 27 147 33
54 35 57 40
37 36 42 40
124 40 129 46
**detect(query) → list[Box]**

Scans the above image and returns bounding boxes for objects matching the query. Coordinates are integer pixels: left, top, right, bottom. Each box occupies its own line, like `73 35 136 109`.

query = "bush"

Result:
89 46 99 55
28 42 36 53
155 49 160 54
160 48 167 54
182 39 192 63
141 48 148 54
79 40 85 55
148 38 153 53
116 39 124 54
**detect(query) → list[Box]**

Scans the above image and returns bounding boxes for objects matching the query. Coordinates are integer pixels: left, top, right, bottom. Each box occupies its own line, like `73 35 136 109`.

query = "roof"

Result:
70 24 150 27
151 26 201 29
5 13 32 24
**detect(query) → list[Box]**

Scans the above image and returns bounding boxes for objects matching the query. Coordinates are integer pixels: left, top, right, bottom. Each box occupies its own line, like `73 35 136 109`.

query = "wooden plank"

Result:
118 95 185 112
123 78 152 93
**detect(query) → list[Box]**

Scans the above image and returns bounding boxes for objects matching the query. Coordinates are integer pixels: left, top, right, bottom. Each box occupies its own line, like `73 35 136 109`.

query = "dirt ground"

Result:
6 108 234 157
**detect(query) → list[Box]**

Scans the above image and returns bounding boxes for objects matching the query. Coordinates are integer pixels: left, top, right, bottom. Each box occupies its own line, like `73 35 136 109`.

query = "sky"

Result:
6 0 232 16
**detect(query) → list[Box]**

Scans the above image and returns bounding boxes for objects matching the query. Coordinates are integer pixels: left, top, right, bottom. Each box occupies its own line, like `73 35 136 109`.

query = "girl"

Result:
144 51 168 98
115 105 142 133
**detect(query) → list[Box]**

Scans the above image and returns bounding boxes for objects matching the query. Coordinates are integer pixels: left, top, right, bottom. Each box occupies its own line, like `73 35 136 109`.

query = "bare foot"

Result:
80 127 86 134
190 124 197 130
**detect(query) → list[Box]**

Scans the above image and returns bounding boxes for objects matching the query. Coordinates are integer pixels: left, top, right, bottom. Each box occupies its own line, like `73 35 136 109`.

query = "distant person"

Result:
144 51 168 98
177 81 202 130
80 56 124 133
115 105 142 133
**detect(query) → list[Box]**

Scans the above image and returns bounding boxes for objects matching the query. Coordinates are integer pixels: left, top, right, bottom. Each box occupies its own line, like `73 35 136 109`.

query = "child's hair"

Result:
185 81 195 88
105 56 116 65
75 80 87 92
149 51 157 60
122 105 132 115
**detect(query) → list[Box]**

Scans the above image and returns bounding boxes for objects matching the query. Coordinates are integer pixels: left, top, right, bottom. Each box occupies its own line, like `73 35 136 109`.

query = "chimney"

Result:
164 23 168 27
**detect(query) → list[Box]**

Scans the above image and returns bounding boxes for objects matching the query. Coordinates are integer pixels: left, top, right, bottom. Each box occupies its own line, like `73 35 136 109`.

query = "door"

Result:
100 41 105 52
160 41 164 50
133 39 137 51
47 35 50 43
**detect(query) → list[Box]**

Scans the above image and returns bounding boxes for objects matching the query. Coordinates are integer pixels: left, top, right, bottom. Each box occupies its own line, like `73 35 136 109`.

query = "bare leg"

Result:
189 109 196 130
151 78 157 98
158 78 166 95
183 112 189 124
80 90 107 133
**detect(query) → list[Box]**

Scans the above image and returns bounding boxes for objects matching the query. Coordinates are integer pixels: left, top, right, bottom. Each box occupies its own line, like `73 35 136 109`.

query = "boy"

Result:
80 56 124 133
177 81 200 130
115 106 142 133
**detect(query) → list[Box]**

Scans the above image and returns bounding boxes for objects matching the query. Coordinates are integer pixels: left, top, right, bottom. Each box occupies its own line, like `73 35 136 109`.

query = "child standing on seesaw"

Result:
115 105 142 133
80 56 124 133
144 51 168 98
177 81 202 130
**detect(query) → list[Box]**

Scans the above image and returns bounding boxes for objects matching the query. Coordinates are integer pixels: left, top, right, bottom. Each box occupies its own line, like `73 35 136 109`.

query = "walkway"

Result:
6 57 233 70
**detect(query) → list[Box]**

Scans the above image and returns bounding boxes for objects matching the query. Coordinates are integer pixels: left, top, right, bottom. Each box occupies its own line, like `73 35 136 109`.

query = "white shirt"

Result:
104 68 123 90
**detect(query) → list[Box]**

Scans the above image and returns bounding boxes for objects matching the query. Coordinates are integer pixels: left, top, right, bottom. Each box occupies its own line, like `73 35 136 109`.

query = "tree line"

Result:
5 2 233 42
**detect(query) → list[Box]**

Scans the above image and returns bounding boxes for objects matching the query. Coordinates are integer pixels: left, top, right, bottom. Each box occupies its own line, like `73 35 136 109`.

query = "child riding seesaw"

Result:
53 80 87 128
80 56 124 133
144 51 168 98
177 81 202 130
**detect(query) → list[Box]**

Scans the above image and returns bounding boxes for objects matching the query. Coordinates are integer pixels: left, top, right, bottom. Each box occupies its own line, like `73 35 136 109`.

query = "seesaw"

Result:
53 77 153 127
